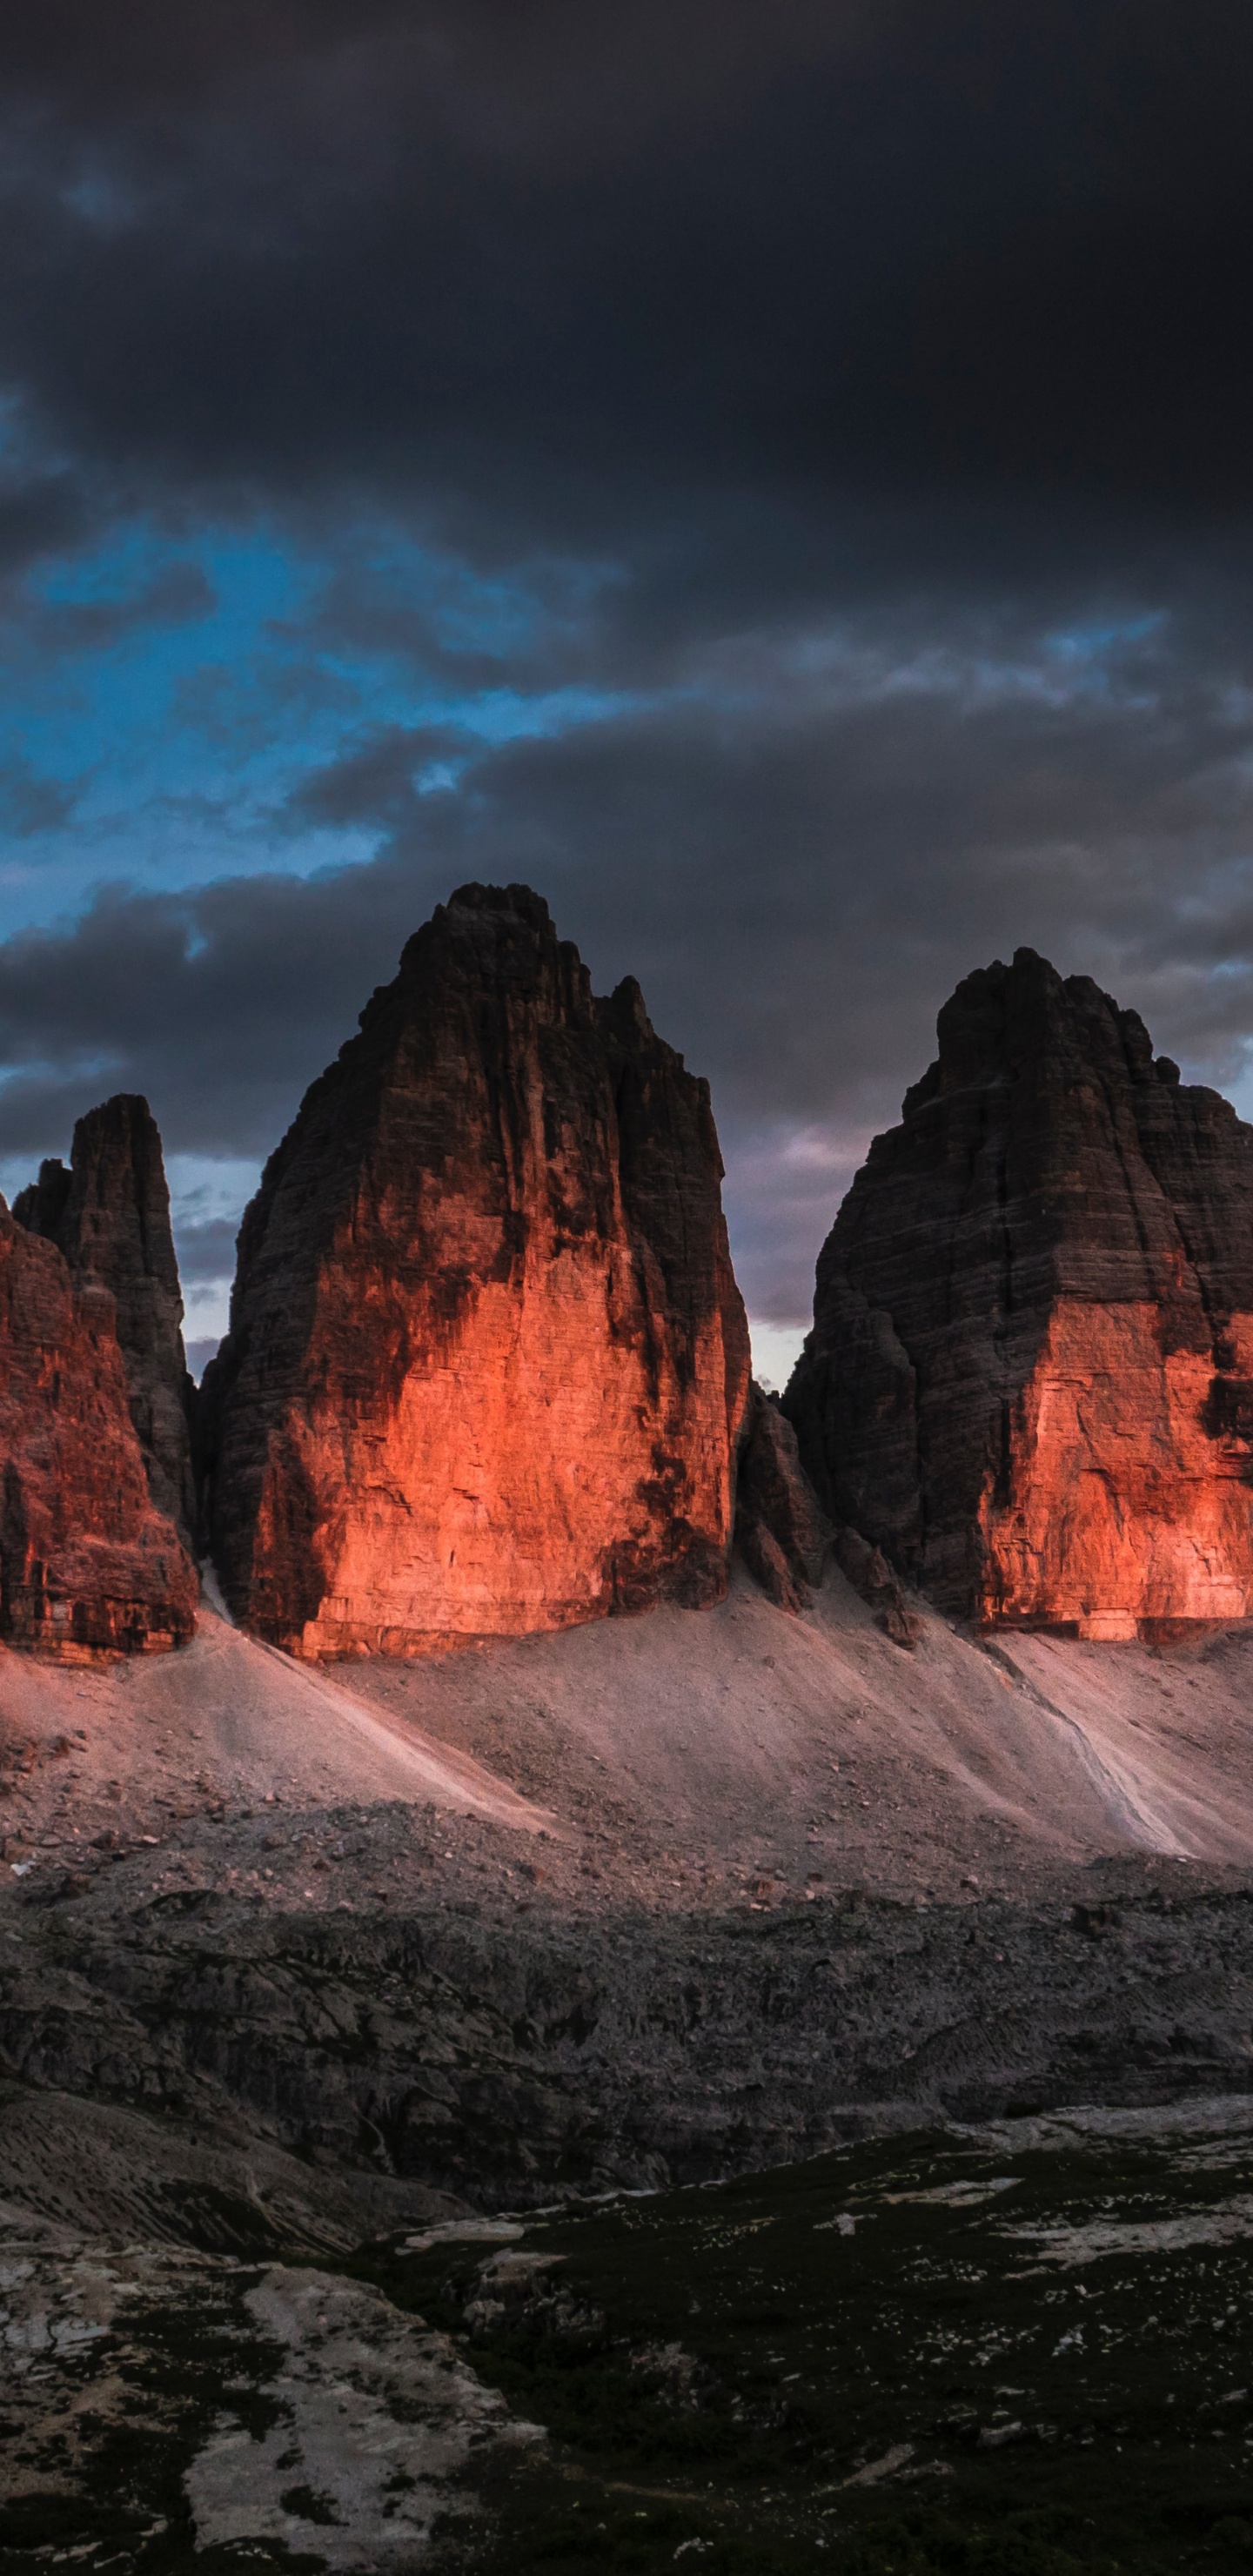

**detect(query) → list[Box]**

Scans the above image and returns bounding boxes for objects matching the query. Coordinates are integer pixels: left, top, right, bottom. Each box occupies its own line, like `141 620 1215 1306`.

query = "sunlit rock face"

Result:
201 883 751 1656
784 948 1253 1636
12 1096 196 1550
0 1204 198 1655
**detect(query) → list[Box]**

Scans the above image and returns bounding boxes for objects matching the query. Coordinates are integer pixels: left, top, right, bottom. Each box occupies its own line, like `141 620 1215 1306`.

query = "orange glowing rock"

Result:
785 949 1253 1635
980 1301 1253 1636
201 883 751 1655
0 1202 198 1655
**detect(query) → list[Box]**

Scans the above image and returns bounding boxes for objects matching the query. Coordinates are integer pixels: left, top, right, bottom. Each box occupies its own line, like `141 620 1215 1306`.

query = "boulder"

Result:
0 1203 198 1655
13 1097 196 1547
201 883 752 1654
785 947 1253 1636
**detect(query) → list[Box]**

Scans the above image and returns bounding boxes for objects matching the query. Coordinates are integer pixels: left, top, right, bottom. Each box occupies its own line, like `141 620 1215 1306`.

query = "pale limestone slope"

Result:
345 1563 1253 1893
7 1560 1251 1904
0 1593 552 1839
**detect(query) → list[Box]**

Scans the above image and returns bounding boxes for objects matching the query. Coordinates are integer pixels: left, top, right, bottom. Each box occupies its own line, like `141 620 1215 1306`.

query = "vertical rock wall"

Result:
0 1204 198 1654
784 948 1253 1634
14 1097 196 1547
202 883 751 1654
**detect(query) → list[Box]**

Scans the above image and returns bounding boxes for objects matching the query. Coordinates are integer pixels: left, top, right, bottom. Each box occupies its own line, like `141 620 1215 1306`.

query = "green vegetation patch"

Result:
358 2113 1253 2575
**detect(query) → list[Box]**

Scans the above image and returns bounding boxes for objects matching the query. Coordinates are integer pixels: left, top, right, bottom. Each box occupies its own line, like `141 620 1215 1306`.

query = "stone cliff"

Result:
0 1202 198 1654
13 1097 196 1547
201 883 751 1654
784 947 1253 1637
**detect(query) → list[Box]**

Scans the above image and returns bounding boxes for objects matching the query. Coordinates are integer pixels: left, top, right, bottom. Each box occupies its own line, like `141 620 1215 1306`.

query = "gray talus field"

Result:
8 1563 1253 1916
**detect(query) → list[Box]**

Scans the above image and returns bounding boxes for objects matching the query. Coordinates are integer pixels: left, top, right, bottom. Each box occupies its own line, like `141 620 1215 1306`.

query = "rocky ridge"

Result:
13 1093 196 1547
0 1201 198 1655
3 1835 1250 2211
201 882 752 1655
17 919 1253 1667
786 946 1253 1634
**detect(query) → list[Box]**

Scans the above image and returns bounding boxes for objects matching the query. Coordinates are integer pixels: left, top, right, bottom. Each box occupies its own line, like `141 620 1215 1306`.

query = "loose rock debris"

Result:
0 2212 539 2569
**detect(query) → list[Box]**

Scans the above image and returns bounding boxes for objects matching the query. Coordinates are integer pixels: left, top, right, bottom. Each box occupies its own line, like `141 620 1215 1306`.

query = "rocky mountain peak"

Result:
14 1094 195 1546
785 949 1253 1637
0 1198 198 1655
201 885 751 1654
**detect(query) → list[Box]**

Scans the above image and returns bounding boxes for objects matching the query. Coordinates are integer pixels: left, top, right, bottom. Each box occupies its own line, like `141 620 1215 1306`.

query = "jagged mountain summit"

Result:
0 1195 197 1655
201 882 752 1656
15 923 1253 1667
13 1095 197 1548
784 947 1253 1637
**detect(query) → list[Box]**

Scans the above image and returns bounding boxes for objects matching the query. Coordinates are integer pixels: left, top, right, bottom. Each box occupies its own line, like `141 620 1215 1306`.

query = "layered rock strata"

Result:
785 947 1253 1636
14 1097 196 1547
202 883 751 1654
0 1203 198 1654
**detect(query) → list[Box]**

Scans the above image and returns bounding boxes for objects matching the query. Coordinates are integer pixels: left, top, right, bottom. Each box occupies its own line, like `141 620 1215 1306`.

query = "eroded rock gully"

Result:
734 1382 831 1613
785 946 1253 1636
200 882 752 1656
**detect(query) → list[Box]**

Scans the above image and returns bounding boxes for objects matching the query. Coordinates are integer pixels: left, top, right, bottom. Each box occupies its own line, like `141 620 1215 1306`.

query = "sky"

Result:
3 4 1253 1384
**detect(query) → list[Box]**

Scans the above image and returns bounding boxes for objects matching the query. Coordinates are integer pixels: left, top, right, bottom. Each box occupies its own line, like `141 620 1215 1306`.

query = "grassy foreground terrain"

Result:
365 2104 1253 2576
5 2096 1253 2569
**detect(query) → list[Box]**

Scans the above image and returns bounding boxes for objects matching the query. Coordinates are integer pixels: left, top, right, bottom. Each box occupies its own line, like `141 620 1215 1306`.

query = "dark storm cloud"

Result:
275 591 1253 1124
0 869 433 1163
0 470 87 579
4 4 1253 1337
173 1214 247 1283
2 2 1253 550
5 580 1253 1320
12 559 215 656
0 755 79 834
290 726 474 828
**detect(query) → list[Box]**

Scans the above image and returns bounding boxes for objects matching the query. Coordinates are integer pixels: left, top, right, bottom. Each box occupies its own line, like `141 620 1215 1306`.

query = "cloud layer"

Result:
3 3 1253 1348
